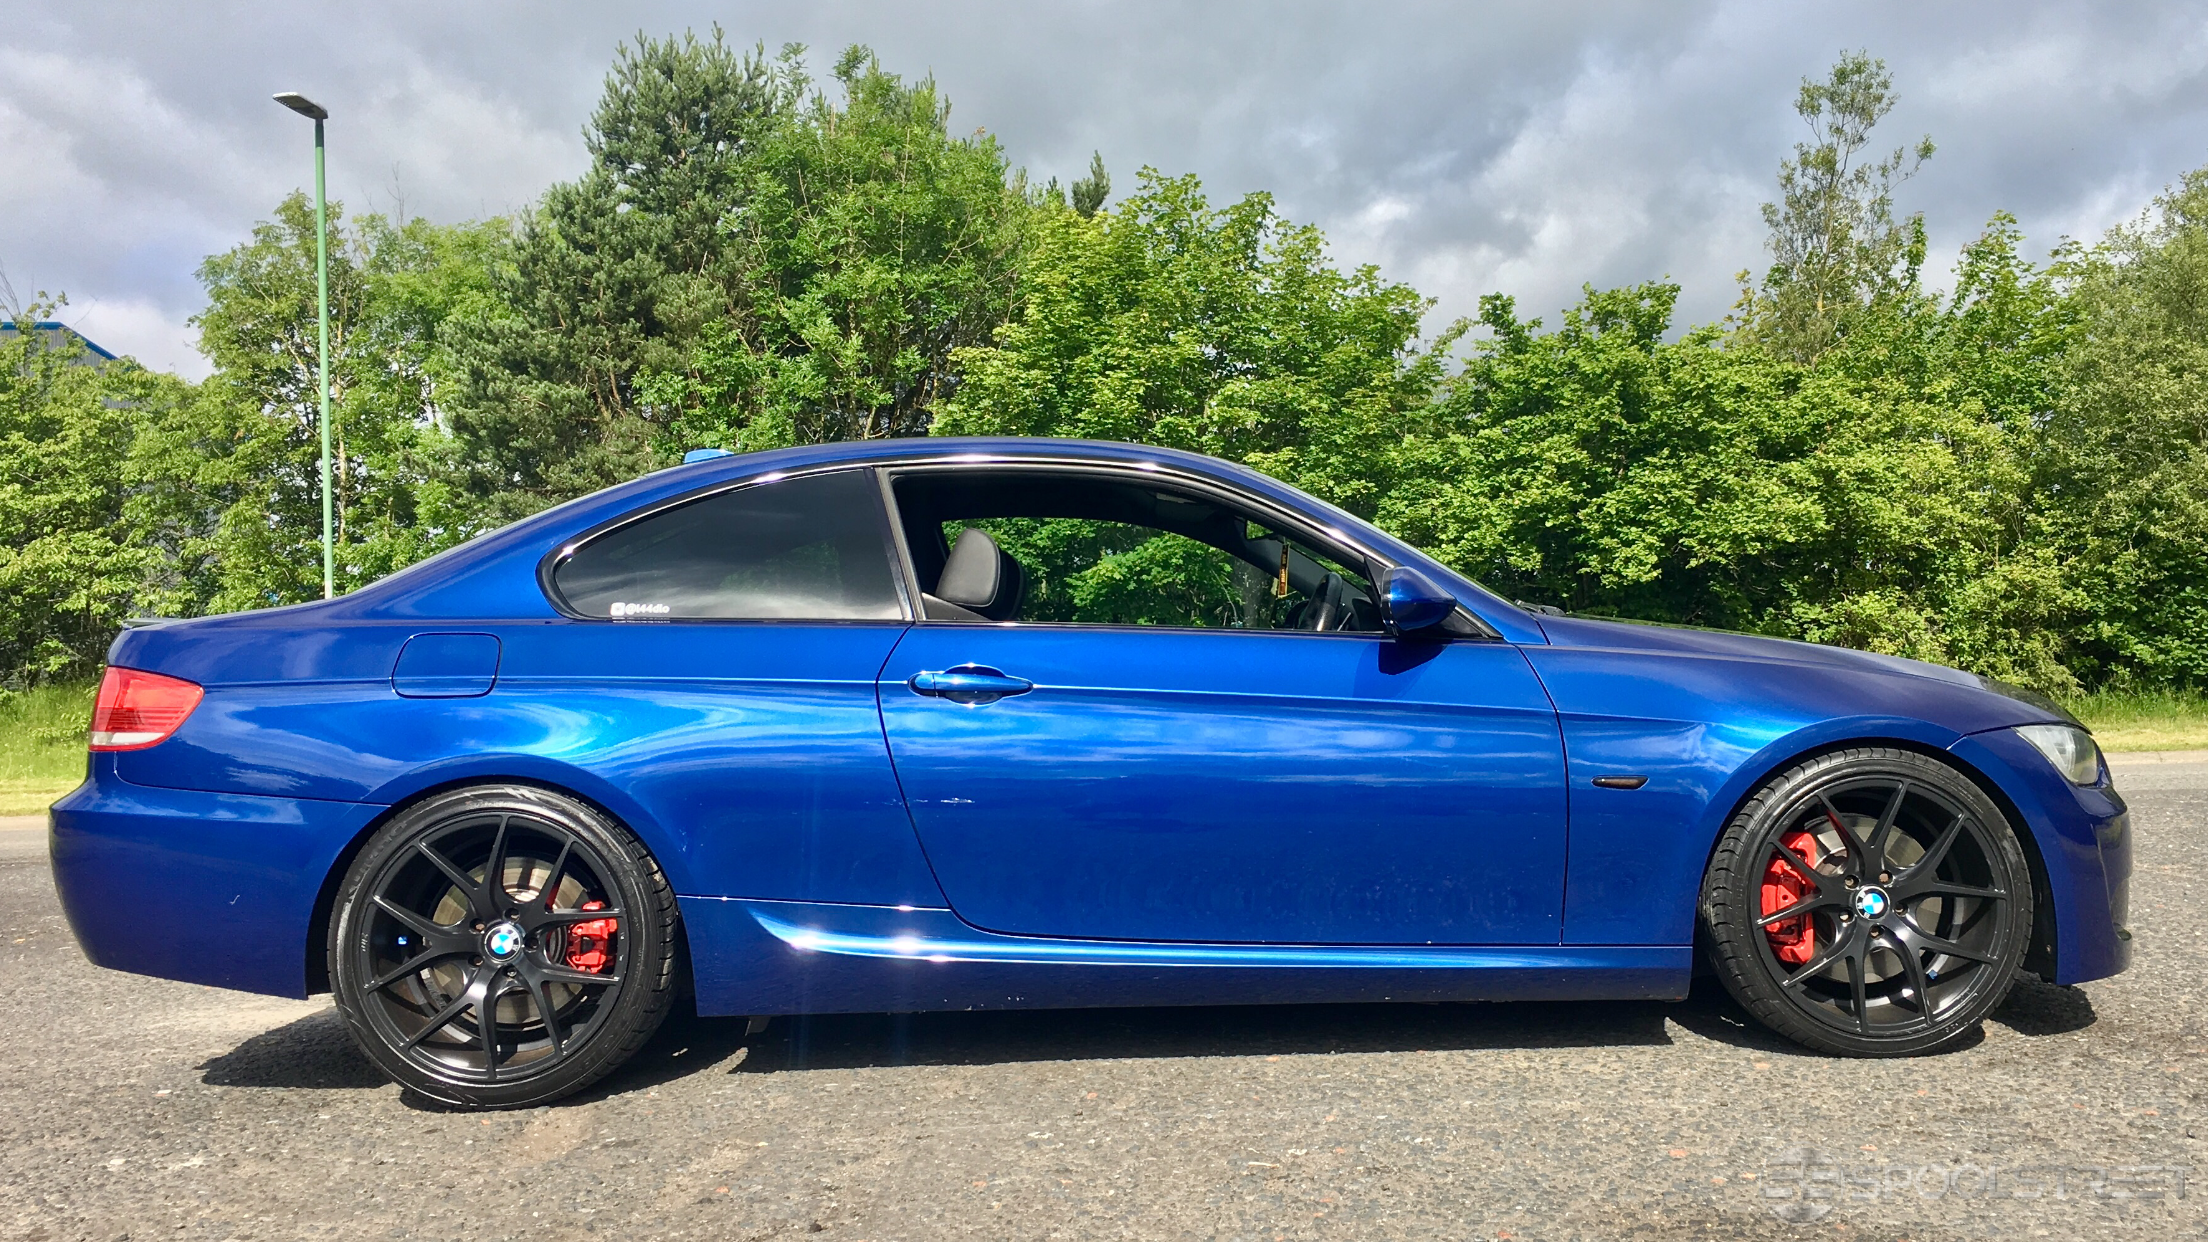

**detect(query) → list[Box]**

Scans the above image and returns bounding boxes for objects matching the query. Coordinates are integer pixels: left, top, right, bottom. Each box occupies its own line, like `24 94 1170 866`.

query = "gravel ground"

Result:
0 763 2200 1242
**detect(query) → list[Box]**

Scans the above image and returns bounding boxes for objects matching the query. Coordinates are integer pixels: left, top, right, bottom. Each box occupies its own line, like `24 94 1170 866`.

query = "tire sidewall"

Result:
328 784 675 1108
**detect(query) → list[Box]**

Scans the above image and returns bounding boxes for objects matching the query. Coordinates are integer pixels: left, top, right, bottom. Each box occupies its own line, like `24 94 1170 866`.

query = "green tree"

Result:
1069 152 1111 218
12 30 2202 705
1797 214 2084 689
940 169 1456 517
2044 170 2208 688
145 195 499 611
0 296 190 680
936 169 1457 624
1383 285 1823 629
1380 234 2086 692
449 30 803 520
643 46 1031 452
1745 51 1935 363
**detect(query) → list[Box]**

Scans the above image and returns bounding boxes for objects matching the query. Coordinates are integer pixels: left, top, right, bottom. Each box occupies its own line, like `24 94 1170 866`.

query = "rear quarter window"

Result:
551 469 902 620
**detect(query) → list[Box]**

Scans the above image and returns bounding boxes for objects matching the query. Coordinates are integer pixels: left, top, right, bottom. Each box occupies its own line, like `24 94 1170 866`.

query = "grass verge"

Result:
2068 690 2208 753
0 682 93 817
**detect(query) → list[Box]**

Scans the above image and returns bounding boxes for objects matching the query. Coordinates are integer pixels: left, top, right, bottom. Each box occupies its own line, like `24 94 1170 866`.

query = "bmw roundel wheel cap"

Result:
1852 886 1891 920
484 921 525 961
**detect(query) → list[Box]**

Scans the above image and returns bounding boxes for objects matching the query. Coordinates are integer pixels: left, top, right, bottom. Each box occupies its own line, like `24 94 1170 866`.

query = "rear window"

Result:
551 469 902 621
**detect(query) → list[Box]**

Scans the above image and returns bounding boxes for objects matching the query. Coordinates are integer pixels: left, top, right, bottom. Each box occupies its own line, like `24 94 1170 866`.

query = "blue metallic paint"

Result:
907 666 1034 703
879 624 1566 944
48 438 2132 1014
1522 614 2112 955
1379 567 1457 635
118 621 939 909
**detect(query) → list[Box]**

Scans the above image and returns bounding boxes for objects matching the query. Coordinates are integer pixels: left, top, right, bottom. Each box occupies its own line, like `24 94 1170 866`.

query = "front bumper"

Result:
49 758 384 998
1950 729 2132 986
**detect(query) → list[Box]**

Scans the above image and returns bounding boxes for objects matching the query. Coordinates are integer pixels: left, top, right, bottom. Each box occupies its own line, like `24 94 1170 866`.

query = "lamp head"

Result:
272 92 329 121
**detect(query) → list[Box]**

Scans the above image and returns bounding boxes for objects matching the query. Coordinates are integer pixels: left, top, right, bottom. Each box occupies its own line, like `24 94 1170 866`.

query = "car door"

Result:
874 465 1567 945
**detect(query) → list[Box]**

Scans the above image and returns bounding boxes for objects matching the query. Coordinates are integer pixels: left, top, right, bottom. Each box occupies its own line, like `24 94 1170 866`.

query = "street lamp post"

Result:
272 91 334 600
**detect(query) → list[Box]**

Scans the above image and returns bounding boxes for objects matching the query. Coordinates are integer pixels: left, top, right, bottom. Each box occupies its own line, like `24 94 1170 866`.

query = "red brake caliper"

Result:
1760 829 1820 965
562 899 619 973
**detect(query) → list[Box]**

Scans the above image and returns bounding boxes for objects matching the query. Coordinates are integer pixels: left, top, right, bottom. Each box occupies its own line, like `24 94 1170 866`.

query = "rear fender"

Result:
357 757 693 895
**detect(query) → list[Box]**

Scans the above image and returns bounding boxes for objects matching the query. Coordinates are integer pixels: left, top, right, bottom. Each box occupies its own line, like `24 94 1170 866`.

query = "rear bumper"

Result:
1949 730 2132 986
49 759 383 998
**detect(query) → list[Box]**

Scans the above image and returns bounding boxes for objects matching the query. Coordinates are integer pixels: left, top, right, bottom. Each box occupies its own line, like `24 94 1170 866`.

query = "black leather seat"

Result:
923 528 1027 621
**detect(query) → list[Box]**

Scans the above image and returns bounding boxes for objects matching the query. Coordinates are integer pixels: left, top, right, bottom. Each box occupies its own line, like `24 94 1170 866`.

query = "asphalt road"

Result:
1 762 2201 1242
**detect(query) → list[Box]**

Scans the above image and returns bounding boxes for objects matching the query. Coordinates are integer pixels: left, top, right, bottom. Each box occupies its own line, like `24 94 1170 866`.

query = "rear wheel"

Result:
329 785 677 1108
1700 748 2032 1056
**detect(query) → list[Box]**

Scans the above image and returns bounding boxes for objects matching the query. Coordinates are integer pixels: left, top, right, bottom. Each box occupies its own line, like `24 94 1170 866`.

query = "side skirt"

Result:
681 897 1692 1016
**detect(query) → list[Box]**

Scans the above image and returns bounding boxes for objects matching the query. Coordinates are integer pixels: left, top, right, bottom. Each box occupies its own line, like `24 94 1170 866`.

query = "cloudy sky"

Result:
6 1 2206 378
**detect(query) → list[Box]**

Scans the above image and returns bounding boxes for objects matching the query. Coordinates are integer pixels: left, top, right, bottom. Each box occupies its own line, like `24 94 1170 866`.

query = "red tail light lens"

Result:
89 667 204 751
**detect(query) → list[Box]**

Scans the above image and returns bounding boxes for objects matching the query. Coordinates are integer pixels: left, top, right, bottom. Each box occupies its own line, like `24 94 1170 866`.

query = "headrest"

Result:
936 528 1025 620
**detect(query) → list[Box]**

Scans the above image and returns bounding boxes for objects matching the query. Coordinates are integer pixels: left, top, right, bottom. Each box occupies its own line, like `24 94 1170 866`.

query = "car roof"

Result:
673 436 1264 483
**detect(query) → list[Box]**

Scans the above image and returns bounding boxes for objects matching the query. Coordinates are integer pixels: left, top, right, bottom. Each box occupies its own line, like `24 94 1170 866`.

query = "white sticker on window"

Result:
609 601 671 619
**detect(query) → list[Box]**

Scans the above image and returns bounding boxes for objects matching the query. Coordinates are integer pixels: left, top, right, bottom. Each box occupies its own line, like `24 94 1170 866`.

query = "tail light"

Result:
89 666 204 751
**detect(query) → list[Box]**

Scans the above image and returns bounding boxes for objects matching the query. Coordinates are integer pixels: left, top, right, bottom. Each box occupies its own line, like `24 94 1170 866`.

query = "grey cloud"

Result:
5 0 2206 376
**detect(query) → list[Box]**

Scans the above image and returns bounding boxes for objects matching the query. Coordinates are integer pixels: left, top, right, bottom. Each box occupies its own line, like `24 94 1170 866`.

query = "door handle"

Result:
908 665 1034 704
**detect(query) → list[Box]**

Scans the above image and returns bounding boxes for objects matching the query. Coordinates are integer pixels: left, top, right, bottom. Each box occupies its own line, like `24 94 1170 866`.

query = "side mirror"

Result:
1379 566 1457 638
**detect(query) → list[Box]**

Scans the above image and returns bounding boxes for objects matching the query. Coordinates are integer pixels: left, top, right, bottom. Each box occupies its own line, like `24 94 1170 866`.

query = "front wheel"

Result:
1700 748 2033 1056
329 785 678 1108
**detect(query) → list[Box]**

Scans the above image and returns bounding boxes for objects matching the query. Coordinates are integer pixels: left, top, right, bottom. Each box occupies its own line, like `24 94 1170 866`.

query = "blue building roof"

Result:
0 320 118 362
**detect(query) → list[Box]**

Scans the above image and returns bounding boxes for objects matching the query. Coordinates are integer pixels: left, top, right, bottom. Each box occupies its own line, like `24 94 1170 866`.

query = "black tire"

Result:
328 785 678 1108
1700 747 2033 1056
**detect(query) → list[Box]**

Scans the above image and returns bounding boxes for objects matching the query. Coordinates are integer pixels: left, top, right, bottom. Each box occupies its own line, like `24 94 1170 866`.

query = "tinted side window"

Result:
553 470 902 621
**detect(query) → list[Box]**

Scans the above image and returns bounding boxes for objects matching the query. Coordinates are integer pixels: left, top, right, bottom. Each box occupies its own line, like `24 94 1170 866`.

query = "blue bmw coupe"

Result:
52 438 2131 1107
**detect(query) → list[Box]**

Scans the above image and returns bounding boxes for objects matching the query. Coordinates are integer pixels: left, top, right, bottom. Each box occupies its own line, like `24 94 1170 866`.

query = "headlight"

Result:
2015 723 2103 786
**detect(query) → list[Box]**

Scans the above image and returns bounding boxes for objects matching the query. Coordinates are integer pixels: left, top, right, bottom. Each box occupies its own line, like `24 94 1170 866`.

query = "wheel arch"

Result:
1689 731 2056 979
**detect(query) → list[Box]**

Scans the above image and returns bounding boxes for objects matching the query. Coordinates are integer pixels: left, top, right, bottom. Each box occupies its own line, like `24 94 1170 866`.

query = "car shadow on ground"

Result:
195 974 2099 1103
727 997 1678 1076
1659 974 2095 1055
601 972 2102 1092
1986 977 2099 1036
199 1005 388 1090
612 978 1802 1089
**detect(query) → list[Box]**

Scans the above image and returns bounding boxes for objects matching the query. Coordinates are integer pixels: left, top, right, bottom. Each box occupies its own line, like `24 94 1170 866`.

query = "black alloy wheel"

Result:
1701 747 2034 1056
329 785 678 1108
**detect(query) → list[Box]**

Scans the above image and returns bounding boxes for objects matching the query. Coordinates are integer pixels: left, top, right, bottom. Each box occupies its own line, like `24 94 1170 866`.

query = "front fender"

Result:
1560 711 1966 945
1524 638 2063 948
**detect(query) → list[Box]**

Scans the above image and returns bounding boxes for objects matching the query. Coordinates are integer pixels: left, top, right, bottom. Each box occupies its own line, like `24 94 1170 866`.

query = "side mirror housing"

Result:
1379 566 1458 638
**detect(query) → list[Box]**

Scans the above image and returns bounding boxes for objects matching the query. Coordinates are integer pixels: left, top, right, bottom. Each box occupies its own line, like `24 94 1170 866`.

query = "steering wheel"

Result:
1295 572 1345 632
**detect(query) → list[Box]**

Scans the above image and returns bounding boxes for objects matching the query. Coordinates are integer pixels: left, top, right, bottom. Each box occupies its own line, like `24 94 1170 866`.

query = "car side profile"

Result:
50 438 2132 1108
